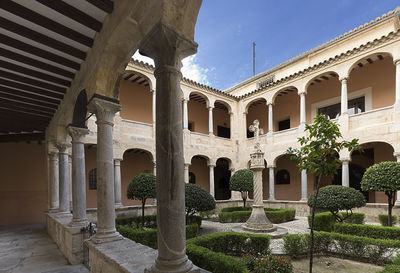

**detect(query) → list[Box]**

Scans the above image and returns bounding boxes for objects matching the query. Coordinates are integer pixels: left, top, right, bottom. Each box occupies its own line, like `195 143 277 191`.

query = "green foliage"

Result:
185 183 216 217
116 214 202 228
127 173 156 201
333 223 400 240
379 265 400 273
283 232 400 265
307 185 366 221
307 212 365 231
187 232 270 273
117 223 199 249
230 169 253 207
379 214 398 226
243 254 293 273
361 162 400 192
218 207 296 224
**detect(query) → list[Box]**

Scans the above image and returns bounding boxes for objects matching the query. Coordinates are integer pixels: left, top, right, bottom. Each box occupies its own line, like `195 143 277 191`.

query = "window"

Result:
189 172 196 184
318 97 365 119
278 119 290 131
89 168 97 190
217 125 230 138
276 169 290 184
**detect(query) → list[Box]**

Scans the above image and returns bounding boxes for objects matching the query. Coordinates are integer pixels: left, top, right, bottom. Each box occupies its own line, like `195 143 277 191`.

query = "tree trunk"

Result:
142 199 146 228
241 191 248 207
309 174 323 273
387 192 394 226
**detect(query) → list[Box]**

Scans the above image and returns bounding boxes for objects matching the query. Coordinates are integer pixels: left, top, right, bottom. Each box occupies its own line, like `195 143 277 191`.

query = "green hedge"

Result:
219 207 295 224
379 265 400 273
187 232 270 273
117 223 199 249
283 231 400 265
379 214 398 226
307 212 365 232
115 214 202 228
333 223 400 240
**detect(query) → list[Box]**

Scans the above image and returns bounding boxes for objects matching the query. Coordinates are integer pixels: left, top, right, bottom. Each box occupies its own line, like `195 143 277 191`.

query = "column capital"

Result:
340 157 351 163
150 89 156 93
67 126 89 143
207 106 214 110
298 90 307 96
139 22 197 69
182 97 189 103
114 159 122 165
394 59 400 66
48 150 58 160
184 163 191 167
339 76 349 82
267 101 274 106
267 164 276 169
87 95 122 126
393 151 400 159
208 164 216 168
56 142 71 154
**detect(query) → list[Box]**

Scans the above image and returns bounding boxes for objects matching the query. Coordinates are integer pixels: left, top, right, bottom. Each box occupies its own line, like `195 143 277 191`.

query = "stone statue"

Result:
249 119 264 150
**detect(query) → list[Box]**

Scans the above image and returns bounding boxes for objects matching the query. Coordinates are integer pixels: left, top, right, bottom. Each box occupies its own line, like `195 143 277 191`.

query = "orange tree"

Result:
287 114 360 273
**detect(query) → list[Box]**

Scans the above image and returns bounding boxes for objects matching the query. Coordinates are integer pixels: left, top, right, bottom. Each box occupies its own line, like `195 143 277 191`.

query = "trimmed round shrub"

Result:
361 162 400 226
229 169 253 207
185 183 216 217
307 185 366 222
127 173 156 227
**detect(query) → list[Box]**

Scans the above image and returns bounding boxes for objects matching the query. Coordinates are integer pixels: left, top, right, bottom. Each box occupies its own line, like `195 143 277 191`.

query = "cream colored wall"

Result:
121 151 154 206
274 91 300 130
189 157 209 192
119 80 152 123
0 143 47 225
188 100 208 134
275 155 301 201
348 57 395 109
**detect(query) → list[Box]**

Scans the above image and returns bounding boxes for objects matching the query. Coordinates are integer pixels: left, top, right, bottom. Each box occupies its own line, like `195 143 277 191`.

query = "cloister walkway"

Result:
0 224 88 273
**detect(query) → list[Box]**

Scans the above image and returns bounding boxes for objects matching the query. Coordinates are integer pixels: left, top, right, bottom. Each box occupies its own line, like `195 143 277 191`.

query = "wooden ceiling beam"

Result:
0 78 63 101
0 92 58 110
0 132 45 143
86 0 114 14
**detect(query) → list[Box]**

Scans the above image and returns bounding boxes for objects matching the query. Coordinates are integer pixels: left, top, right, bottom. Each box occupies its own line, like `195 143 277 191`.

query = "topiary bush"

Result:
379 214 398 227
307 212 365 231
127 173 156 227
229 169 253 207
219 207 296 224
307 185 366 222
361 162 400 226
185 183 216 218
116 214 202 229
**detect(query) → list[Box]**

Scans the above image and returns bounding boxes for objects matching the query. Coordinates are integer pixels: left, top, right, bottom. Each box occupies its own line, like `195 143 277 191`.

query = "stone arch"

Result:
271 86 298 104
347 52 393 77
71 90 88 128
190 155 210 192
187 92 211 134
213 100 232 138
304 71 340 92
274 153 301 201
214 158 232 200
245 97 267 138
271 86 299 131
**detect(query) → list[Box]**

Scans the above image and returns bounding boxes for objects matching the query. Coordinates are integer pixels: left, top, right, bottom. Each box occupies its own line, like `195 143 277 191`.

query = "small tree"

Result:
185 183 216 218
308 185 366 222
287 115 360 273
229 169 253 207
127 173 156 227
361 161 400 226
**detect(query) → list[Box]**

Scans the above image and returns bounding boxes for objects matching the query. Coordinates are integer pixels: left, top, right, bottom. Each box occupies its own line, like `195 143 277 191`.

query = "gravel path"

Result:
199 217 310 254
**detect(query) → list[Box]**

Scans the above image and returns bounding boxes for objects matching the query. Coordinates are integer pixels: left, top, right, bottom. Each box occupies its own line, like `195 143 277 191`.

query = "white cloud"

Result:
132 50 210 85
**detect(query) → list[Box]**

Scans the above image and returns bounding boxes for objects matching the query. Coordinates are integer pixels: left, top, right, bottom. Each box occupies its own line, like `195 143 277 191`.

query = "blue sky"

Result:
134 1 400 90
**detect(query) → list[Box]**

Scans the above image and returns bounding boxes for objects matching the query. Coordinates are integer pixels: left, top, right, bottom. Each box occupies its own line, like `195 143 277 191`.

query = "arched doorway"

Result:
189 155 209 192
214 158 231 200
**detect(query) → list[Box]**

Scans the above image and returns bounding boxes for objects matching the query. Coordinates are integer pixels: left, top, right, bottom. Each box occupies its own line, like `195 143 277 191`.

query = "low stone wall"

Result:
87 238 157 273
46 213 84 264
86 205 157 223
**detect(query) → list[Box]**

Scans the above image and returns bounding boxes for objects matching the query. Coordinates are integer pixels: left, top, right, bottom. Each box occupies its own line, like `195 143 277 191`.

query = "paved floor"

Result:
0 224 88 273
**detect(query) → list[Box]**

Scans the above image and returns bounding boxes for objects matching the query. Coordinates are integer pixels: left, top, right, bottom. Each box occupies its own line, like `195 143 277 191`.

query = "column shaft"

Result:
49 151 59 211
299 92 306 127
394 152 400 205
268 103 273 134
57 143 71 213
342 160 350 187
340 77 348 115
184 164 190 183
114 159 122 207
269 166 275 200
395 60 400 107
301 169 308 201
68 126 89 226
208 107 214 135
152 90 156 125
88 97 122 243
209 165 215 197
183 99 188 130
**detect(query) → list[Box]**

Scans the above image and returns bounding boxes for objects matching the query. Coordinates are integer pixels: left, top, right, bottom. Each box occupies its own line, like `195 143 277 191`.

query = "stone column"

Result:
56 142 71 214
394 152 400 206
68 155 73 209
183 98 189 130
208 106 214 135
87 96 122 243
68 126 89 226
267 102 273 135
114 159 122 208
140 23 199 273
395 59 400 109
152 89 156 125
48 151 59 212
243 150 275 232
208 163 215 197
301 169 308 201
184 163 190 183
340 77 348 115
268 165 275 201
153 160 157 176
341 158 350 187
229 111 234 138
299 91 306 129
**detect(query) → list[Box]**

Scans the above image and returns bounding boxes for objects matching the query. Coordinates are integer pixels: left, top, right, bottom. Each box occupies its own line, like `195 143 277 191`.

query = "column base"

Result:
91 230 123 244
300 198 308 202
54 211 73 218
145 255 200 273
115 203 123 208
68 218 88 227
242 205 276 232
395 201 400 207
